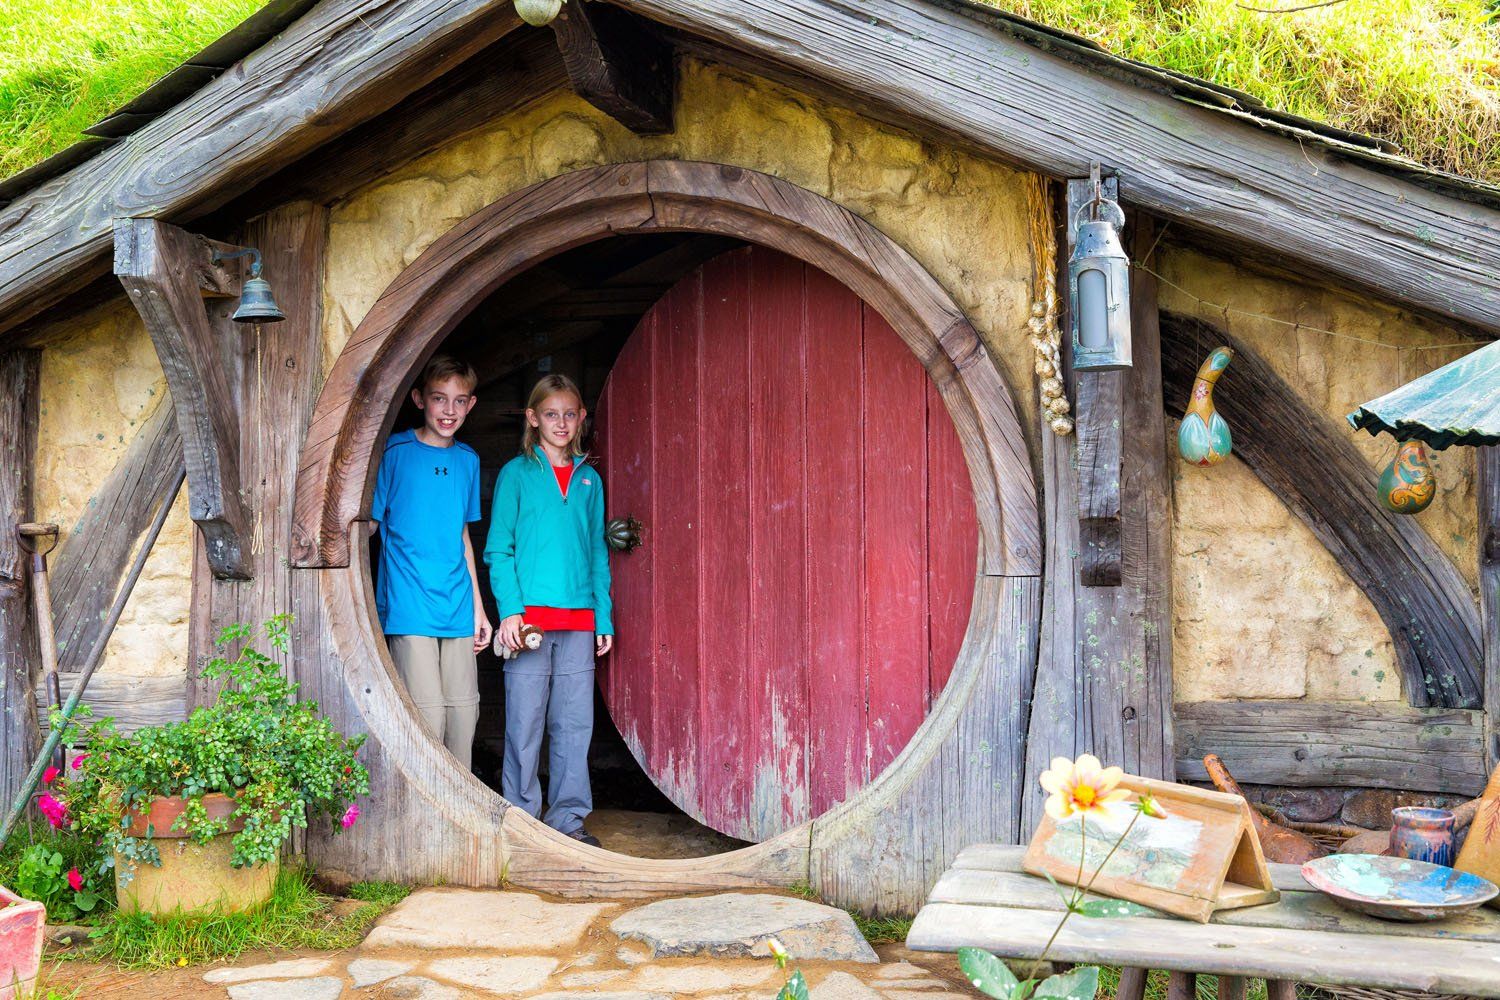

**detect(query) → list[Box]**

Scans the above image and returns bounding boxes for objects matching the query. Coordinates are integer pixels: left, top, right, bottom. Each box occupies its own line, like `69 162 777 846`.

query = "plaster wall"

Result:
1161 247 1484 703
33 298 193 679
322 59 1040 425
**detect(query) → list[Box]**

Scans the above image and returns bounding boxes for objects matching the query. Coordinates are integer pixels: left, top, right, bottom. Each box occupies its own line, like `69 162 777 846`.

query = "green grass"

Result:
1095 968 1275 1000
88 867 397 969
347 879 412 906
1 0 1499 186
980 0 1500 184
848 911 915 944
0 0 267 177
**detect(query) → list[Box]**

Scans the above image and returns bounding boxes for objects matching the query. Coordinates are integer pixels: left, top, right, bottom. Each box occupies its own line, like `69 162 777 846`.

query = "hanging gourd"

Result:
1178 346 1234 466
514 0 563 26
1378 440 1437 514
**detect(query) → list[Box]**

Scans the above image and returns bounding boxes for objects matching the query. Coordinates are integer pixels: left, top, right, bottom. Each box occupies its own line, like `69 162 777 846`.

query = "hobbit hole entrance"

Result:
370 234 980 854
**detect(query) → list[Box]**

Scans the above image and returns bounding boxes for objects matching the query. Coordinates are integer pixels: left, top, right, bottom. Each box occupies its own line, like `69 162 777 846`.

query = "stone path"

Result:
174 889 967 1000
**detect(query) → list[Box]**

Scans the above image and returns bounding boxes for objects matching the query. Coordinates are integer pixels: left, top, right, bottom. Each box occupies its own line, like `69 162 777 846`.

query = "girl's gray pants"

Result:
501 629 595 835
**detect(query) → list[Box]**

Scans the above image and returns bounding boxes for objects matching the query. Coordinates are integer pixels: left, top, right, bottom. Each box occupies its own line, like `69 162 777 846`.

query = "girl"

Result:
483 374 613 846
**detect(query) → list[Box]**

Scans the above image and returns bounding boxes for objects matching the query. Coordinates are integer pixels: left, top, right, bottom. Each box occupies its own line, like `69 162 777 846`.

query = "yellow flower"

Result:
1039 754 1129 820
176 957 188 967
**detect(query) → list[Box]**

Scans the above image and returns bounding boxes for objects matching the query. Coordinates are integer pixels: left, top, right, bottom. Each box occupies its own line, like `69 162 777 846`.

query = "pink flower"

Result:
67 868 83 892
42 766 59 785
71 753 88 770
340 805 359 829
36 793 68 828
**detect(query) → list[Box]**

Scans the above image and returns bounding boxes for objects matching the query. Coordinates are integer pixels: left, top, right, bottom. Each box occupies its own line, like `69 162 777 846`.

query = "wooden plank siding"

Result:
1175 700 1489 796
0 350 40 809
597 245 978 843
1481 446 1500 770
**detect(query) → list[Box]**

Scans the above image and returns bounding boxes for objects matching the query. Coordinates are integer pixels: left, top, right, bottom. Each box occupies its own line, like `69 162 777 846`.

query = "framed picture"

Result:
1022 773 1278 923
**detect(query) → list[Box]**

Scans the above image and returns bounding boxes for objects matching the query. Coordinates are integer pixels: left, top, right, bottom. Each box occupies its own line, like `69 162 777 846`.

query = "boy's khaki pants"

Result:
387 635 480 769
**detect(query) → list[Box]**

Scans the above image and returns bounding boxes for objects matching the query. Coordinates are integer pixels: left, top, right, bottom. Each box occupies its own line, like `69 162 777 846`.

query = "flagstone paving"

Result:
48 887 969 999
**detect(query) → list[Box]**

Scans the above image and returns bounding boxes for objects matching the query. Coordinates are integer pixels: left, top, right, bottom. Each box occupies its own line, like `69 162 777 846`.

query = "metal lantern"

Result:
1067 171 1132 372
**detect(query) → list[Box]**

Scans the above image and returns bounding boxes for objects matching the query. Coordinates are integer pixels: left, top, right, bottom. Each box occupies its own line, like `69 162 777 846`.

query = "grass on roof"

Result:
983 0 1500 184
0 0 1498 185
0 0 267 179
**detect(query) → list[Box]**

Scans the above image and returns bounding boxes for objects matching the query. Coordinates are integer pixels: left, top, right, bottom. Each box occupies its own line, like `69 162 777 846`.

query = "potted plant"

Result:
45 615 369 916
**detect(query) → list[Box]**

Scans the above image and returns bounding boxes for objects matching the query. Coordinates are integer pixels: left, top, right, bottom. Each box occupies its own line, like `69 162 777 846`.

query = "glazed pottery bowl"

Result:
1302 854 1498 922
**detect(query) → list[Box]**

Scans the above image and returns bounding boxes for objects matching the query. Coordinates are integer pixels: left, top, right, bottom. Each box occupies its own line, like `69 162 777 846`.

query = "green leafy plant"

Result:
46 615 370 882
959 755 1164 1000
765 938 809 1000
10 843 100 922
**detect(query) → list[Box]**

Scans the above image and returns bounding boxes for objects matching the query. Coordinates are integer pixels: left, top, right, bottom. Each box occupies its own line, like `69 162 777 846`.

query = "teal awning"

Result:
1347 340 1500 449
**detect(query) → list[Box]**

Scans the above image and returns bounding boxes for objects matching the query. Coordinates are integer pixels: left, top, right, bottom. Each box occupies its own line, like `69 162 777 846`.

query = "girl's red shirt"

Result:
523 462 595 632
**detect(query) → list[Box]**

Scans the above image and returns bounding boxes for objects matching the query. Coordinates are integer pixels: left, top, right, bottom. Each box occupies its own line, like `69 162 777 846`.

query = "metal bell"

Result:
231 276 285 324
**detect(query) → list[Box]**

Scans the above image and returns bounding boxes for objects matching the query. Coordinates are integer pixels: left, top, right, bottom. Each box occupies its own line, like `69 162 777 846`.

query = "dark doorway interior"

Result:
377 231 750 859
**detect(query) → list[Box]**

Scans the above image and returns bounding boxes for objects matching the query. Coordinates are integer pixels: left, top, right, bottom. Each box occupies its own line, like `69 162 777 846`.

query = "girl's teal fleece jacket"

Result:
483 448 614 635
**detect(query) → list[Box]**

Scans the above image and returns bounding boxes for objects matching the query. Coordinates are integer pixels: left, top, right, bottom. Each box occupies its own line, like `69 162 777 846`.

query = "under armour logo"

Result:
435 467 448 476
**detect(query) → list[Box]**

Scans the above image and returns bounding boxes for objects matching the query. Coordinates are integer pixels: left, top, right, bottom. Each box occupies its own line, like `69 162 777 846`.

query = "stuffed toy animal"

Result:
494 623 545 660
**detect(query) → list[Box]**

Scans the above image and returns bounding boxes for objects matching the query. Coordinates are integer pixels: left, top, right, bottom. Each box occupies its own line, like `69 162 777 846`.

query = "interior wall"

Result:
32 298 193 679
1160 246 1484 703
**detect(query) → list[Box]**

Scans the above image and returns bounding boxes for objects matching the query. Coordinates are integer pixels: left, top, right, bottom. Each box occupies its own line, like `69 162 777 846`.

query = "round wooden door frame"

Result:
293 160 1041 890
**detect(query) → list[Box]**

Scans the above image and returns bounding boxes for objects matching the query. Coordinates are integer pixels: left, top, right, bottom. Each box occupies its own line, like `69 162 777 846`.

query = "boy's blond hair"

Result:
418 355 478 394
522 374 588 461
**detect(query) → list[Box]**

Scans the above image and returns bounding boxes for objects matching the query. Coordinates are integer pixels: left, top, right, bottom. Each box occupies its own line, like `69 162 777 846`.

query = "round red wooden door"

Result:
594 244 977 843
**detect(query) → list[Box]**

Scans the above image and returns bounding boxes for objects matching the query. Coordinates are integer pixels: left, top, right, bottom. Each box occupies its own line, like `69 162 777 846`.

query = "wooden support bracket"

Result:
551 0 675 134
1067 175 1122 587
114 218 252 580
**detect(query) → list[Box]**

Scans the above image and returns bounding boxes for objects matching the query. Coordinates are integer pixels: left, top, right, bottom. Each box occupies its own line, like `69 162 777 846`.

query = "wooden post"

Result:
1067 175 1123 588
188 202 327 708
0 351 40 810
1025 200 1174 832
115 218 252 581
1480 446 1500 769
550 0 674 134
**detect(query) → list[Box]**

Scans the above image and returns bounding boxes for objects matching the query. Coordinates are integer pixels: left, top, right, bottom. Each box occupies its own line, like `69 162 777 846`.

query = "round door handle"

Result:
606 515 643 552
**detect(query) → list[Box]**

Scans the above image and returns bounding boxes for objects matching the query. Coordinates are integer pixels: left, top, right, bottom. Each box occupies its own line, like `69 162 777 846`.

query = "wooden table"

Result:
907 845 1500 999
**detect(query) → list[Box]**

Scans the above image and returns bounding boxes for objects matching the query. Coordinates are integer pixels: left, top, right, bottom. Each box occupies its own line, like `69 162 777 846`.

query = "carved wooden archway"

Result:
290 161 1041 910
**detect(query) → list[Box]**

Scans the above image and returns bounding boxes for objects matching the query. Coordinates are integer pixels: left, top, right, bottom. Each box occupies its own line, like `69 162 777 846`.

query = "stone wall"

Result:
1161 247 1483 703
33 298 193 679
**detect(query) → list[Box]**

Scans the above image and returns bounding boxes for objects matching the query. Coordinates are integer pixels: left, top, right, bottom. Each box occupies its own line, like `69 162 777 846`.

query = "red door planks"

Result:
596 244 978 843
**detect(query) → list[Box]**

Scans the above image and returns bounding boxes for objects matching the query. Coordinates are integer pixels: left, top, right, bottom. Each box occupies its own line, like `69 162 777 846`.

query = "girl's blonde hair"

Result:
522 374 588 461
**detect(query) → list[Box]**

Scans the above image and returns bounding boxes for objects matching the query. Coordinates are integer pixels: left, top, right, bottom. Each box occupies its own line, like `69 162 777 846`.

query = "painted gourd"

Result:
1379 440 1437 514
1177 346 1234 466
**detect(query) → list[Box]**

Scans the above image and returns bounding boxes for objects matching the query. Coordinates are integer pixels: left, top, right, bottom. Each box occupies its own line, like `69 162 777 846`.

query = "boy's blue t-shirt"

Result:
371 429 481 638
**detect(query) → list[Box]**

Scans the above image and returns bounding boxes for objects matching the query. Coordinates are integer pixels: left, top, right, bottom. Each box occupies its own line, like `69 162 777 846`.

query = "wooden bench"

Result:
908 844 1500 999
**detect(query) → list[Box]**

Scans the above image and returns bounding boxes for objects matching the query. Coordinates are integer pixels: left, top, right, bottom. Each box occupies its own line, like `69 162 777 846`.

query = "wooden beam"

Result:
626 0 1500 335
1023 207 1174 833
188 202 328 709
1068 175 1122 588
240 29 565 207
1481 446 1500 770
1159 312 1483 708
1175 700 1487 796
550 0 675 134
49 398 184 671
0 0 522 340
0 350 40 810
35 673 185 735
115 218 251 580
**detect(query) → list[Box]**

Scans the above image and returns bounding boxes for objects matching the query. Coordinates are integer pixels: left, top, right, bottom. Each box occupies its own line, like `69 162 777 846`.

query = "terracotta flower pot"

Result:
0 884 45 1000
114 793 278 916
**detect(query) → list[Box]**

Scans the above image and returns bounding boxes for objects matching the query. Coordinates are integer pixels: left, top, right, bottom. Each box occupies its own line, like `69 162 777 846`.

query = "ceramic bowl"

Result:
1301 853 1499 922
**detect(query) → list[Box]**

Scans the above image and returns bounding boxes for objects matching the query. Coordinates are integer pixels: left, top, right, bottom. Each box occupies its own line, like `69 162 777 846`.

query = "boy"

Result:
370 355 493 768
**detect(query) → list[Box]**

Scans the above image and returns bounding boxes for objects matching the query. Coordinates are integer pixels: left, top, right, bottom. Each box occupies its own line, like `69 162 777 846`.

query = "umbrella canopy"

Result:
1347 340 1500 449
